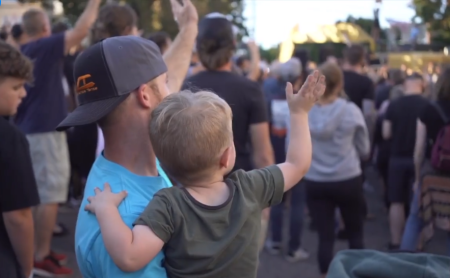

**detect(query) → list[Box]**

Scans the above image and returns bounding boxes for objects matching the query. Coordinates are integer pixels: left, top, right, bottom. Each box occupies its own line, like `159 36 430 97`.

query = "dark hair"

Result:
11 24 23 41
148 31 170 54
344 45 365 66
236 56 250 67
388 69 405 86
52 21 69 34
0 41 33 82
91 3 137 44
197 40 235 70
22 9 46 36
435 67 450 101
292 49 309 81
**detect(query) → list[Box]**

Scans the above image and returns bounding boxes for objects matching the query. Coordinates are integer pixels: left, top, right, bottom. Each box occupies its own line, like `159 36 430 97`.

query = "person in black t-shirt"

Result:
0 41 39 278
342 45 375 115
375 69 405 110
182 14 274 249
182 14 273 173
401 67 450 251
382 73 429 250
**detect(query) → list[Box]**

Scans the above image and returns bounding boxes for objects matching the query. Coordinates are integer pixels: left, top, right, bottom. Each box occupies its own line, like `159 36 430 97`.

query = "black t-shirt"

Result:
343 70 375 109
419 100 450 159
375 83 392 110
385 94 429 158
182 71 268 171
0 117 39 278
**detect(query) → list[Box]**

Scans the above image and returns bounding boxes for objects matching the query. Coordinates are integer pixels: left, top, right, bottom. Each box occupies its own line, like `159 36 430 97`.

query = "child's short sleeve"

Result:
233 165 284 209
133 194 174 243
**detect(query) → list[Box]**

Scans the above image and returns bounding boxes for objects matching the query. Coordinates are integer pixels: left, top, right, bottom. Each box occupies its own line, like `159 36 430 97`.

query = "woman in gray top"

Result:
300 61 371 276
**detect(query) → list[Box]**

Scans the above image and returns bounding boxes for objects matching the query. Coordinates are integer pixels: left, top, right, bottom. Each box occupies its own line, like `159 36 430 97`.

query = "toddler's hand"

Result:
85 183 128 215
286 70 326 114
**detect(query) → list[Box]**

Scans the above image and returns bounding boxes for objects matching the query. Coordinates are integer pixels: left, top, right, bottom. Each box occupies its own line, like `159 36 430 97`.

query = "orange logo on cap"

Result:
76 74 98 94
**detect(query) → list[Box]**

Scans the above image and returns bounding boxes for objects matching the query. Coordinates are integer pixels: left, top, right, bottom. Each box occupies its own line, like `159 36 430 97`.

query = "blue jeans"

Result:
269 181 306 252
401 188 450 255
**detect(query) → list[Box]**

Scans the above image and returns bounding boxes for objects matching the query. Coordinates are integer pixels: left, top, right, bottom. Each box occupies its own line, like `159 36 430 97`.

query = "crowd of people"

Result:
0 0 450 278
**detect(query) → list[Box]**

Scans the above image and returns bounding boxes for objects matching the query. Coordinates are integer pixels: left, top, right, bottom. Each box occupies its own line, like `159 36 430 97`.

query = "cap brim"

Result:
56 94 130 131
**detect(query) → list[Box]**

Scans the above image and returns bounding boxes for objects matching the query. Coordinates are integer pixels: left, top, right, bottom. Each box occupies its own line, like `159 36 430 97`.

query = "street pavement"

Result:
49 167 448 278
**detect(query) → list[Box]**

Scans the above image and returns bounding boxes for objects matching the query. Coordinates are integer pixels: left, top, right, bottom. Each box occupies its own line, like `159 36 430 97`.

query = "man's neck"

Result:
215 62 232 72
102 126 158 177
404 90 422 96
342 63 363 74
23 34 45 44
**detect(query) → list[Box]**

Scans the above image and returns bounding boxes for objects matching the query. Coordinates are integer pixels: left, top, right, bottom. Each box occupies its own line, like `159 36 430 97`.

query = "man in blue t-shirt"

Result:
16 1 101 276
56 0 198 277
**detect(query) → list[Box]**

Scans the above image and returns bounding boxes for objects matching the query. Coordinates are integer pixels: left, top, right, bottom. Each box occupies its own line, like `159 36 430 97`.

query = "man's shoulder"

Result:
21 33 64 55
185 71 260 91
344 70 372 84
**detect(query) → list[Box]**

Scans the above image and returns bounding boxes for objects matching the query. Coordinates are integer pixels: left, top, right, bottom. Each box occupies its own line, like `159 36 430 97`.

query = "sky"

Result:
243 0 415 48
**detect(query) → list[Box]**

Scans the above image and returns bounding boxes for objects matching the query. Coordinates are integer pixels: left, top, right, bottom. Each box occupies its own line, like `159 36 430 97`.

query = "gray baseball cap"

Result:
278 58 302 83
56 35 167 131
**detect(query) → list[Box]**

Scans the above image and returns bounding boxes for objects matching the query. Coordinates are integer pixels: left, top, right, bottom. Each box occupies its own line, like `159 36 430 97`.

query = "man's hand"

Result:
85 183 128 214
286 70 326 114
170 0 198 30
247 40 259 53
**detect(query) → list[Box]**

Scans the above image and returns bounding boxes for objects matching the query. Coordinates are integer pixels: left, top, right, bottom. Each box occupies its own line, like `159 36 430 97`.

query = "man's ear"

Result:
135 84 152 109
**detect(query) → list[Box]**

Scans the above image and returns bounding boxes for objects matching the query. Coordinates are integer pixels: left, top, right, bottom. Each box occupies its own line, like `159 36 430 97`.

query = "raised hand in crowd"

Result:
164 0 199 93
171 0 199 30
280 71 326 191
246 40 262 82
64 0 102 54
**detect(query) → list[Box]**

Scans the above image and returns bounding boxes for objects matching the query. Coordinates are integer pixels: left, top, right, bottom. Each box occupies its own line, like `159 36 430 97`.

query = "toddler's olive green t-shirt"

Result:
134 165 284 278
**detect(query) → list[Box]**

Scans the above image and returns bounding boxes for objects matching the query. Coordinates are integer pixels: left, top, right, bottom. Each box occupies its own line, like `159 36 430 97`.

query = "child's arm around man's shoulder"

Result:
236 71 326 209
84 183 172 272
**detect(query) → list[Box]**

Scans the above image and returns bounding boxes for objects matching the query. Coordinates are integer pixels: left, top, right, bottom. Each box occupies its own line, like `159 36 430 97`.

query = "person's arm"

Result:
96 210 164 272
250 123 274 168
362 81 376 117
246 40 261 82
382 102 393 140
0 130 39 278
64 0 102 55
247 84 274 168
382 120 392 140
278 71 326 191
3 209 34 277
85 184 170 272
352 107 371 160
164 0 198 93
414 120 427 183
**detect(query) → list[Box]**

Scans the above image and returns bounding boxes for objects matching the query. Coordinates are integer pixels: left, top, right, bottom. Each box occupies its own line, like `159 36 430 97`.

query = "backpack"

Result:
431 102 450 172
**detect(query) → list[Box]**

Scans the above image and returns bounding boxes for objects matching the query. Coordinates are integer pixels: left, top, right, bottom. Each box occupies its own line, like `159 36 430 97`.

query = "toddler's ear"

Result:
219 146 233 169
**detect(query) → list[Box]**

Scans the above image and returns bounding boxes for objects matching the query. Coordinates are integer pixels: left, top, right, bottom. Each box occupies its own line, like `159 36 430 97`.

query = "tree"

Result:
340 16 386 40
412 0 450 45
259 45 279 63
28 0 248 38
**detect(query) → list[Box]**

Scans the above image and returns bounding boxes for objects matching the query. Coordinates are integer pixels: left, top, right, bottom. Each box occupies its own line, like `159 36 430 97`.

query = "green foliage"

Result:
259 45 279 63
412 0 450 45
340 16 386 40
24 0 248 38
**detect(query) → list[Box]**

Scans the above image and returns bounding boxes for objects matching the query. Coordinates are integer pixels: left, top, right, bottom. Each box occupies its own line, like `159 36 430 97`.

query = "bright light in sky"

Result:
244 0 415 48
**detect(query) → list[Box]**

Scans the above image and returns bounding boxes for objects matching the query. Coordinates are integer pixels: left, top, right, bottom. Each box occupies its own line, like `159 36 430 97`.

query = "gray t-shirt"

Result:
134 166 284 278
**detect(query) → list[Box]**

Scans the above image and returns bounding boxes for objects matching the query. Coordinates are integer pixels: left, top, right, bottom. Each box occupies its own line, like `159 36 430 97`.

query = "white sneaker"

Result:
264 240 281 255
285 248 309 262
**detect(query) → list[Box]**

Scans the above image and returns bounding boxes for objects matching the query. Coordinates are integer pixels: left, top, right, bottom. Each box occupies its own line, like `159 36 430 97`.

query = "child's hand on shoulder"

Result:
286 70 326 114
85 183 128 215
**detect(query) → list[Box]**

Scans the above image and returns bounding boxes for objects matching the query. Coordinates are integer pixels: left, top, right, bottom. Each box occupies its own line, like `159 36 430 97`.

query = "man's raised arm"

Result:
65 0 102 54
164 0 198 93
